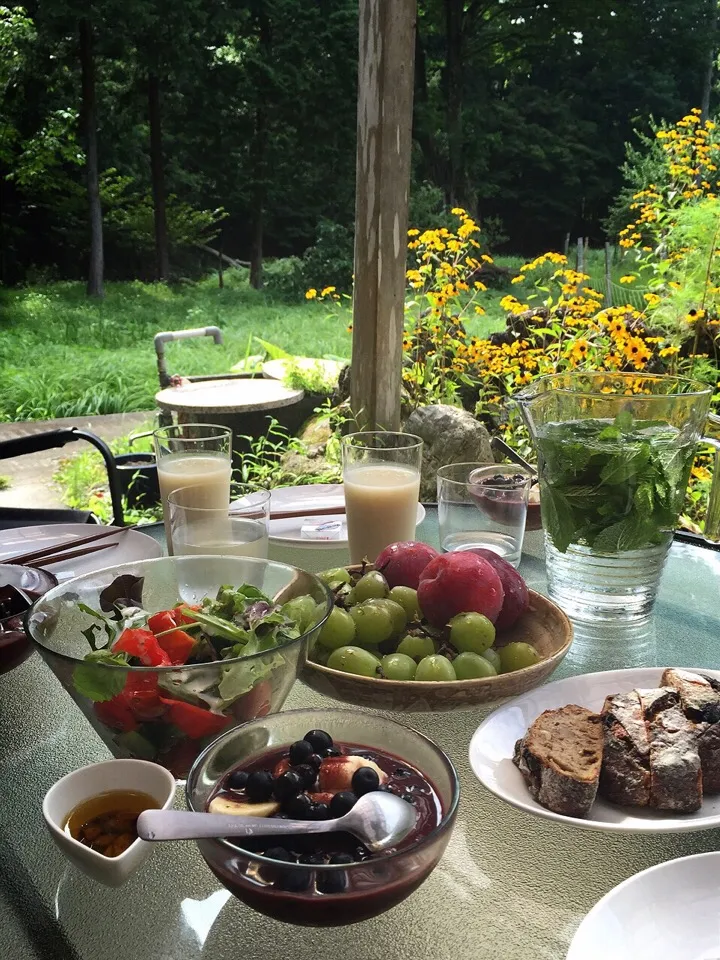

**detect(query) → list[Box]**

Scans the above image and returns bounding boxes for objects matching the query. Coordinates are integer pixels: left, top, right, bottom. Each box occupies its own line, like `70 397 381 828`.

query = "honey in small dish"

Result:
64 790 159 858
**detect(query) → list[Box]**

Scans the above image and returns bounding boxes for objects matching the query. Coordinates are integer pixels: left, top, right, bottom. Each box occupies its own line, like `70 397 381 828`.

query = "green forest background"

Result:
2 0 717 292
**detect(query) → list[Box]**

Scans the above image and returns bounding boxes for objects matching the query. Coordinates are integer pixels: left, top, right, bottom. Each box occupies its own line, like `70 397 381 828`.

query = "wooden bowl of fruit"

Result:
301 543 572 712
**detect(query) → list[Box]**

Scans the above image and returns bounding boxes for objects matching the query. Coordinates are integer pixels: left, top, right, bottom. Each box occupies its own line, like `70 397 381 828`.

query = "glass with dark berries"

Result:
437 462 532 567
0 565 57 675
186 708 459 926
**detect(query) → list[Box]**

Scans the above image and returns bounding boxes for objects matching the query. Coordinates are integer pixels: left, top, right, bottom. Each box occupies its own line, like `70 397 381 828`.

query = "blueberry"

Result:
299 852 326 865
264 846 293 863
322 747 341 758
289 739 315 766
284 793 313 819
317 870 348 894
307 753 323 770
273 770 303 803
351 766 380 797
329 791 357 819
293 763 317 790
227 769 248 791
276 868 311 892
304 729 333 753
308 801 330 820
329 852 354 865
394 766 412 778
245 770 274 803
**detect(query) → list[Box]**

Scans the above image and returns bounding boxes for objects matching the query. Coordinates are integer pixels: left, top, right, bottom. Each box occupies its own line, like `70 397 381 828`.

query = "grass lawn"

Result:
0 269 507 422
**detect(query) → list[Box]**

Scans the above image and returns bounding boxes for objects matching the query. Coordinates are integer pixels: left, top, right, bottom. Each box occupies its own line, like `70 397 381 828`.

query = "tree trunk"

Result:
445 0 464 207
413 20 442 187
148 72 170 281
700 0 719 120
249 7 270 290
79 19 104 298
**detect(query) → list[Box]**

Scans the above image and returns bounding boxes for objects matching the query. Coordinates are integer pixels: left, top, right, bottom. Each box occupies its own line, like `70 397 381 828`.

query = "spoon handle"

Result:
136 809 336 842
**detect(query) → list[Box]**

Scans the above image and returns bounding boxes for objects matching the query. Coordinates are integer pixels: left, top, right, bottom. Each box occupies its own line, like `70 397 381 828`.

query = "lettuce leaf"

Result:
72 650 130 701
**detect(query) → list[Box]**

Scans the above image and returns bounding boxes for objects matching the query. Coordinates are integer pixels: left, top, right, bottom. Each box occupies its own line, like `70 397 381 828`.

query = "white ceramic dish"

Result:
0 524 162 581
567 852 720 960
469 666 720 833
262 484 426 549
43 759 176 887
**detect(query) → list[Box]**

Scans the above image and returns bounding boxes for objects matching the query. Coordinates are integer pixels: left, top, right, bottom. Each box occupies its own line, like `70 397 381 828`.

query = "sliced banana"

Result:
208 796 280 817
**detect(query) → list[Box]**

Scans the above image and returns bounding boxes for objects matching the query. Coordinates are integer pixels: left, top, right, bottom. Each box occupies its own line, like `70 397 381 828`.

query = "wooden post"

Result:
604 241 612 306
576 237 584 273
351 0 417 430
563 232 570 258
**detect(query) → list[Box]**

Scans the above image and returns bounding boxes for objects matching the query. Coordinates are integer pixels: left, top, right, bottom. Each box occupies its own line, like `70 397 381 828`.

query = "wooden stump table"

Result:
154 378 305 462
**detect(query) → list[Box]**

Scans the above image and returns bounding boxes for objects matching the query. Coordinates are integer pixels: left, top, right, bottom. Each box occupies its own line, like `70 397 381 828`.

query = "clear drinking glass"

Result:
153 423 233 552
341 431 423 564
437 462 532 567
168 488 270 559
515 371 720 622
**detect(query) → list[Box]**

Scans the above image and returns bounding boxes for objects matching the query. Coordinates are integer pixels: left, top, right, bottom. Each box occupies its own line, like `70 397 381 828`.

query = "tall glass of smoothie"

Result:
153 423 233 553
342 431 423 564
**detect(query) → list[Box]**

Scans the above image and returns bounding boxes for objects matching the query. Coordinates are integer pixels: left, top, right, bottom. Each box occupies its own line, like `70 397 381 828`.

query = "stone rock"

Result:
279 413 339 482
404 404 494 501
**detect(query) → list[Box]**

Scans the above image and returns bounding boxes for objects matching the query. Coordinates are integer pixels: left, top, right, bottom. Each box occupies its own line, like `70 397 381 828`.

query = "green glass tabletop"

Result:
2 512 719 960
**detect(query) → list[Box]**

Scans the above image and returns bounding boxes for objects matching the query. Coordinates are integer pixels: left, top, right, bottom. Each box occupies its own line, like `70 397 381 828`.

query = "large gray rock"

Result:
404 404 494 501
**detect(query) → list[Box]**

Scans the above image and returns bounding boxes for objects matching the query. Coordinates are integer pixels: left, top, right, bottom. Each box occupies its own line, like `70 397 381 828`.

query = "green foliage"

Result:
0 475 10 491
298 221 354 294
235 419 341 492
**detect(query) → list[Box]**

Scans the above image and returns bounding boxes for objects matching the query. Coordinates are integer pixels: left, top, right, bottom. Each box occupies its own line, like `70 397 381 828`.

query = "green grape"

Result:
349 603 393 647
498 642 543 673
381 652 417 681
482 648 501 672
388 586 421 621
396 634 436 661
353 571 390 602
453 651 497 680
367 598 407 636
415 654 457 681
282 595 318 632
311 644 330 666
317 567 351 586
449 612 496 655
317 606 356 650
346 587 358 606
327 645 381 678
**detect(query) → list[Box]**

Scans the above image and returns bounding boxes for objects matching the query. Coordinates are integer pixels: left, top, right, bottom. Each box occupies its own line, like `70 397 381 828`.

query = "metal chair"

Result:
0 428 124 529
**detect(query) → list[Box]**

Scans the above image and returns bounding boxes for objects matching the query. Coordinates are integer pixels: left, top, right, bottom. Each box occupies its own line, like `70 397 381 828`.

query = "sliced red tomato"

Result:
158 697 230 740
113 628 171 667
148 610 178 634
156 628 196 666
122 672 165 720
174 603 201 625
95 697 138 733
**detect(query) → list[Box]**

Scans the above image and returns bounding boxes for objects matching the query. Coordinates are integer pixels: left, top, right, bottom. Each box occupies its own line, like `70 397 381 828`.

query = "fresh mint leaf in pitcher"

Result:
516 373 720 622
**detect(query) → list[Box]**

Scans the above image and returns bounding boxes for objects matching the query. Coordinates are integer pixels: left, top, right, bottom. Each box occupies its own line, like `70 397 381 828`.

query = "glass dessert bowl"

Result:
186 707 460 925
26 556 332 778
0 564 57 675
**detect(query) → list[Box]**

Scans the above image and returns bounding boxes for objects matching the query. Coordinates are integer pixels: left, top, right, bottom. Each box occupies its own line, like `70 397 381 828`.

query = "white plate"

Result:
567 852 720 960
0 523 163 582
469 667 720 833
265 484 426 549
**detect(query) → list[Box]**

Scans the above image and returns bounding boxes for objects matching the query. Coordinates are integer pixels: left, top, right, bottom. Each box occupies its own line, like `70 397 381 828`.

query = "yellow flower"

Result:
320 286 336 297
346 324 353 333
305 288 317 300
451 207 466 216
643 292 661 308
624 336 646 361
407 228 420 236
659 345 680 357
474 305 485 315
692 465 712 482
619 275 636 284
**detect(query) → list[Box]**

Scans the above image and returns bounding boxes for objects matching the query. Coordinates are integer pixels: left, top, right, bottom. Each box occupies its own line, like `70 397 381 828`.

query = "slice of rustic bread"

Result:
637 687 702 812
513 705 603 817
662 668 720 794
599 691 651 807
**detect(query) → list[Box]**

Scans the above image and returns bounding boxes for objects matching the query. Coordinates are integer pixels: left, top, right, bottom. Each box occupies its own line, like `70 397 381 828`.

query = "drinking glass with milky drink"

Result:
153 424 233 553
342 432 423 564
168 488 270 559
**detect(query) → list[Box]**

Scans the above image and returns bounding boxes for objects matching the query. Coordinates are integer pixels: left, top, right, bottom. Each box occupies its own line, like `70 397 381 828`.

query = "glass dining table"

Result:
2 510 720 960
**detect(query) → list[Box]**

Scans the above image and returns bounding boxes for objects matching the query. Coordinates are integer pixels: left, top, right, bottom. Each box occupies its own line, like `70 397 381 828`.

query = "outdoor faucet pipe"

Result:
154 327 224 389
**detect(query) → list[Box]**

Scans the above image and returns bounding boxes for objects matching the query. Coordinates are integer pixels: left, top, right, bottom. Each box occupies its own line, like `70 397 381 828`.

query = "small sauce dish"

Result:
43 759 176 887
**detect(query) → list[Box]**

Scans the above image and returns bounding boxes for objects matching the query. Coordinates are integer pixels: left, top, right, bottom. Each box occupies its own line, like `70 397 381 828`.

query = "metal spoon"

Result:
136 791 417 854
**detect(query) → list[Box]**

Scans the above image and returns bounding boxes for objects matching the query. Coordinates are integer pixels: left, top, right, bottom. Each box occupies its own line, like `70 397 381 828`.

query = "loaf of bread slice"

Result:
637 687 702 812
513 705 603 817
662 668 720 794
599 691 651 806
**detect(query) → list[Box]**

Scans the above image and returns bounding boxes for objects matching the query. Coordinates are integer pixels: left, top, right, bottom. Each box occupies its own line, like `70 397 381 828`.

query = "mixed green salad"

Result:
72 575 320 774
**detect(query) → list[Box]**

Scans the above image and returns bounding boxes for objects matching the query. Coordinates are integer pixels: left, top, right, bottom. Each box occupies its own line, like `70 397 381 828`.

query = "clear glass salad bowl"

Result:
27 556 332 778
186 707 460 926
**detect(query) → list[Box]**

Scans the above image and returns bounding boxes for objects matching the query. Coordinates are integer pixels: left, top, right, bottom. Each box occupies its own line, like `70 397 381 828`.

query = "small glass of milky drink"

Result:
153 423 233 553
342 432 423 564
168 488 270 559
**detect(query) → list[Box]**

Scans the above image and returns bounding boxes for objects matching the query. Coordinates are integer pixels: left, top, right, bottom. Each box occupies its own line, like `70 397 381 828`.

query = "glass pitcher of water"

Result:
514 372 720 622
